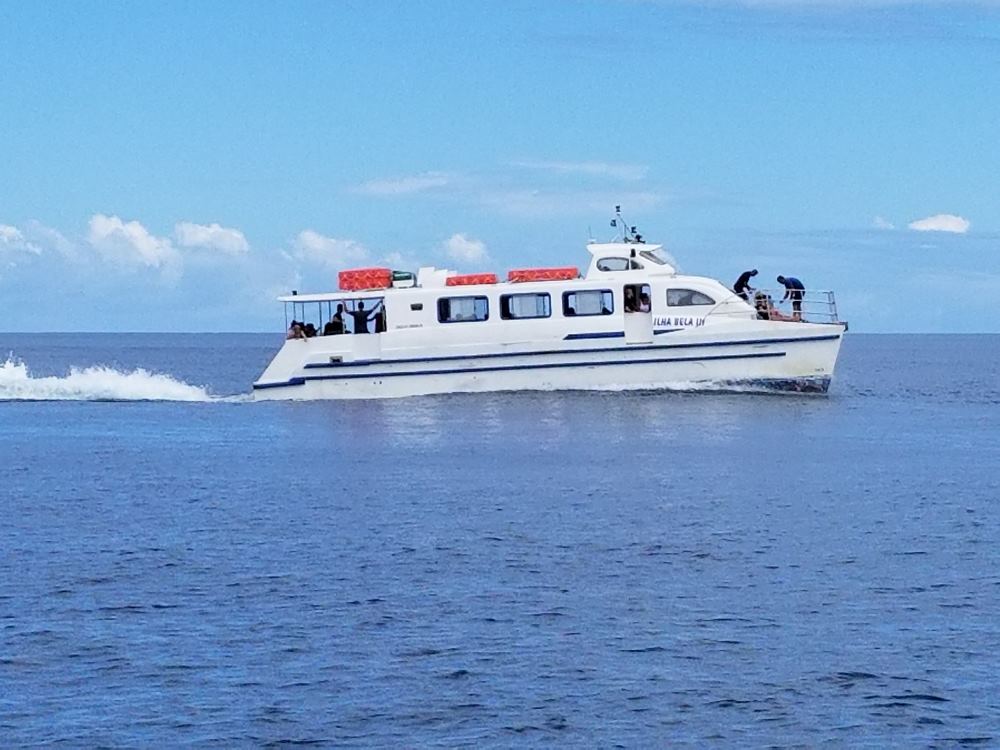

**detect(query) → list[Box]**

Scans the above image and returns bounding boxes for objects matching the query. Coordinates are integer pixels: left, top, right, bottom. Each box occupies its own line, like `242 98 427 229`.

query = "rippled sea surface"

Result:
2 333 999 747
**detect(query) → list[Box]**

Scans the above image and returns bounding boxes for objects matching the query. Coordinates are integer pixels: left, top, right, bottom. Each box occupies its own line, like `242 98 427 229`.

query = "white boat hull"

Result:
253 325 844 401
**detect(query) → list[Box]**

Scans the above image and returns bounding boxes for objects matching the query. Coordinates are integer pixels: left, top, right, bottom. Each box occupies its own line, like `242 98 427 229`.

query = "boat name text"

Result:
653 316 705 328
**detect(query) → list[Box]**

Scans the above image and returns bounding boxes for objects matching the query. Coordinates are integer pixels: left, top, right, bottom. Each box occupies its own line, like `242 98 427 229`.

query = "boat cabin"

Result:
277 238 759 353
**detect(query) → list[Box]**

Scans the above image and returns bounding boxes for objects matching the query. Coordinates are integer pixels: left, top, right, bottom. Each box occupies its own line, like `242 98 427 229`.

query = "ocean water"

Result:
1 333 998 747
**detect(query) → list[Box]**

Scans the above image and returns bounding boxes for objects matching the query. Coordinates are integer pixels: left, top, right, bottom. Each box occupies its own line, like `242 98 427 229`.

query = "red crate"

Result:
338 267 392 291
507 266 579 283
446 273 498 286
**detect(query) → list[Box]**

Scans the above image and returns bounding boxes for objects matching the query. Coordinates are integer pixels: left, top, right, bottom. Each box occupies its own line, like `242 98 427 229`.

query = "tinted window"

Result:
596 257 643 271
563 290 614 317
501 293 551 320
667 289 715 307
640 249 668 265
437 296 489 323
596 257 629 271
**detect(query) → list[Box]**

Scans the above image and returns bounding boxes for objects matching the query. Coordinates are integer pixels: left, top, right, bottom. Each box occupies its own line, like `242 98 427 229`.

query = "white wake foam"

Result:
0 357 221 402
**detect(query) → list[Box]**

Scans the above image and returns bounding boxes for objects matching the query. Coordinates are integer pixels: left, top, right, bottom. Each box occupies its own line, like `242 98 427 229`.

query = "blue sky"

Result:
2 0 998 332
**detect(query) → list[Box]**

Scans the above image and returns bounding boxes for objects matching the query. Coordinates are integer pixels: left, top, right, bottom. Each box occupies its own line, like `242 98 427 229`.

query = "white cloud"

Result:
0 220 78 268
286 230 425 276
511 160 649 181
443 233 489 264
348 164 669 220
383 250 425 272
292 230 371 269
263 270 304 304
907 213 970 234
873 216 895 230
0 224 42 256
87 214 180 270
23 220 76 258
353 171 455 196
175 222 249 255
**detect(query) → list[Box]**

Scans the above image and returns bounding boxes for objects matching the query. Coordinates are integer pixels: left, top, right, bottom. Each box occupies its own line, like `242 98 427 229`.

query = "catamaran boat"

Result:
253 212 846 400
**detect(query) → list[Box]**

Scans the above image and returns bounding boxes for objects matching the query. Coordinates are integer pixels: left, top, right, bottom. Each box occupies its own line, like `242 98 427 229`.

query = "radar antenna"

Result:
609 205 645 244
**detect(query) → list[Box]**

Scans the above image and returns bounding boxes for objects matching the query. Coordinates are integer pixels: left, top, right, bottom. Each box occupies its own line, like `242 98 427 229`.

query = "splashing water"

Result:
0 357 222 402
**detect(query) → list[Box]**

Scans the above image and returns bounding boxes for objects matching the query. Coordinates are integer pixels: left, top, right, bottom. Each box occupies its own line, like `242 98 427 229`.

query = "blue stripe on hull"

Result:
565 328 680 339
255 350 786 389
253 377 306 390
564 331 625 340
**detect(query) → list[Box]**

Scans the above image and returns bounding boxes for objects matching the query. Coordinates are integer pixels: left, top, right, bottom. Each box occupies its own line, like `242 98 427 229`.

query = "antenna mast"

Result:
610 205 644 243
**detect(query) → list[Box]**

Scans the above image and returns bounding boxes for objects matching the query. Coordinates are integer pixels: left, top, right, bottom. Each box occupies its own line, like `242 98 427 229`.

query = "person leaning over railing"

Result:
733 269 758 301
777 275 805 320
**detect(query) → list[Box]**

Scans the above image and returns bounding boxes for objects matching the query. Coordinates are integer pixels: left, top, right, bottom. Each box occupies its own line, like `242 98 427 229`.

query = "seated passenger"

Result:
286 321 307 340
303 322 317 338
565 306 577 316
638 292 651 313
754 292 793 322
769 306 794 322
754 293 770 320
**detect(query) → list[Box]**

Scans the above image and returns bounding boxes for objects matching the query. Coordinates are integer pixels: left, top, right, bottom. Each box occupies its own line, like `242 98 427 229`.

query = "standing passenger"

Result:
733 269 758 301
324 304 346 335
349 301 382 334
777 275 805 320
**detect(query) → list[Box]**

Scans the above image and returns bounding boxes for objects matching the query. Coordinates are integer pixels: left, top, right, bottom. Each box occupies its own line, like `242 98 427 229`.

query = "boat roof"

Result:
279 223 677 303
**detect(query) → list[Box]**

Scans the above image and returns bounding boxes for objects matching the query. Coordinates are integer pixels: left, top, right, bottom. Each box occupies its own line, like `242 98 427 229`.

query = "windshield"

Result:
639 248 669 265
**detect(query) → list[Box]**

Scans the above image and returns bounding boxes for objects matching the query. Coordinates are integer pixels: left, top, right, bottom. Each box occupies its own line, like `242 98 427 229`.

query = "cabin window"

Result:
597 257 628 271
437 295 489 323
624 284 652 313
596 257 643 271
562 290 614 317
667 288 715 307
410 302 423 311
501 293 551 320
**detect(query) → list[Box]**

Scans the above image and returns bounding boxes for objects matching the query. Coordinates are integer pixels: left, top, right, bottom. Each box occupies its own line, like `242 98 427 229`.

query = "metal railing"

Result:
709 289 841 324
752 288 840 324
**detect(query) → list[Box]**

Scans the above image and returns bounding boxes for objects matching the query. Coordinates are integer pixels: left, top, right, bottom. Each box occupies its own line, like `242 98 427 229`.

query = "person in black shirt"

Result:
349 301 382 334
733 269 758 301
777 275 805 320
323 304 346 335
